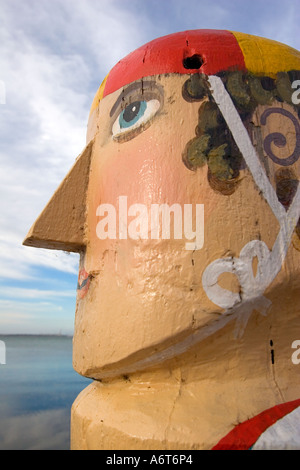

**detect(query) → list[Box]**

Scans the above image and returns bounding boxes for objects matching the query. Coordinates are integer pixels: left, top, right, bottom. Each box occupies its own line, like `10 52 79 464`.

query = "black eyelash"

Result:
110 80 163 118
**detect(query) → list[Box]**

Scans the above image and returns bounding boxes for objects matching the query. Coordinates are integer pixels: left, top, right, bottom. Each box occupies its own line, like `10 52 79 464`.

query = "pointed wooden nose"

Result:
23 139 94 252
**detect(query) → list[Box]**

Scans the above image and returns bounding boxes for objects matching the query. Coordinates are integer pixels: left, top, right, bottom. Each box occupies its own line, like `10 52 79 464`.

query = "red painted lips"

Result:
77 269 91 299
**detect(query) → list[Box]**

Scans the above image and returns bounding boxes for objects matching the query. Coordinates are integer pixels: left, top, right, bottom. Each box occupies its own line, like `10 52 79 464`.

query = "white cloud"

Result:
0 298 75 334
0 299 64 314
0 0 152 286
0 286 75 300
0 229 79 281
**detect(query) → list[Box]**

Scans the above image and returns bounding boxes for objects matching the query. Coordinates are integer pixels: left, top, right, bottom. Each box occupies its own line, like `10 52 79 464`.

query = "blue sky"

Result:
0 0 299 334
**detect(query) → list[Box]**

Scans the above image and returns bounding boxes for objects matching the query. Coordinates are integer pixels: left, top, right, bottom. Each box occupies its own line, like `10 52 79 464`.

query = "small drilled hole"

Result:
271 349 275 364
260 76 276 91
270 340 275 365
183 54 203 70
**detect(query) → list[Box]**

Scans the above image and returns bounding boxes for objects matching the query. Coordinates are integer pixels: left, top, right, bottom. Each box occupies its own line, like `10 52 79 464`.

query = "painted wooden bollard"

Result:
24 30 300 450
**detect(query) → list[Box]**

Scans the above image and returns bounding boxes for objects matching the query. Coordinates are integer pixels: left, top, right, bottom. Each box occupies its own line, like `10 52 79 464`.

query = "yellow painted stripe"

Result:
231 31 300 78
89 73 109 115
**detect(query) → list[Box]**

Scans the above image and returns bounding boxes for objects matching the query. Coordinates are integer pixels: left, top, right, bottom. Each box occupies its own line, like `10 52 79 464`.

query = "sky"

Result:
0 0 299 335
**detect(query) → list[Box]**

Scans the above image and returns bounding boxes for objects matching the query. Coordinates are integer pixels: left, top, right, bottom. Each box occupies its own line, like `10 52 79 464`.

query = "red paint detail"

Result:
212 399 300 450
103 30 246 98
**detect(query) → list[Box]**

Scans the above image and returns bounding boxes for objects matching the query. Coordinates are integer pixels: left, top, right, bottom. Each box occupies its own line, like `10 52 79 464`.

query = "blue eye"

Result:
119 101 147 129
112 98 160 140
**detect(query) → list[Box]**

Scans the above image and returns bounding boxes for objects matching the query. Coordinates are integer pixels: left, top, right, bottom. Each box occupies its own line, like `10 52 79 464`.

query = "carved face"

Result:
73 71 300 379
24 30 300 379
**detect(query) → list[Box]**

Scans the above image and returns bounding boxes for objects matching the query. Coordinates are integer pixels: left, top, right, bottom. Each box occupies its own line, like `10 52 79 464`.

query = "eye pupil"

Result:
123 101 141 122
119 101 147 129
112 95 161 140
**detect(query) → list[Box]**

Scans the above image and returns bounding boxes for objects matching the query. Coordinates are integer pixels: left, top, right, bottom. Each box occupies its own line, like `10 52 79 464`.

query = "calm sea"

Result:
0 335 91 450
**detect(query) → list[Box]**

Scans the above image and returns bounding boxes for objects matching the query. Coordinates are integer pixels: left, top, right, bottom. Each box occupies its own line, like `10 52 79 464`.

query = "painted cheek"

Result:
86 133 188 268
94 137 179 206
87 124 218 263
97 132 209 207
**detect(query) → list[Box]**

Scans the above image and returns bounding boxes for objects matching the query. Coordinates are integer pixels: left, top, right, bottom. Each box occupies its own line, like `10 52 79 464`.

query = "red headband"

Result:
102 30 246 98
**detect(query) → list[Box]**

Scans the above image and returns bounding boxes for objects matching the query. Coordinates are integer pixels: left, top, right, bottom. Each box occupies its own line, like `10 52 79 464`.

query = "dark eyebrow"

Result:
110 80 158 118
